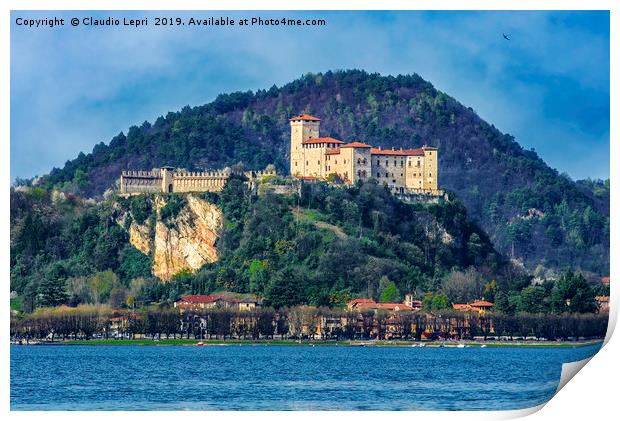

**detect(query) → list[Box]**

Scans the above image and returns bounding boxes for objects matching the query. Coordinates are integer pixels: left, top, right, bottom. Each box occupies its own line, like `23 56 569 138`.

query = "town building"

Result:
289 113 442 196
346 298 415 312
595 296 610 313
404 294 423 310
452 300 495 314
174 293 260 313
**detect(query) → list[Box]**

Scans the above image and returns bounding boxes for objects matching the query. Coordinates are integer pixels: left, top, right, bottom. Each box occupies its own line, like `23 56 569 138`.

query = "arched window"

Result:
168 184 173 193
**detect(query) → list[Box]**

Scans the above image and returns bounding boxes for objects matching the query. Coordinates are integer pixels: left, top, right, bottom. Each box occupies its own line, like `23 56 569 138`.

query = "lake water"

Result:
10 343 601 411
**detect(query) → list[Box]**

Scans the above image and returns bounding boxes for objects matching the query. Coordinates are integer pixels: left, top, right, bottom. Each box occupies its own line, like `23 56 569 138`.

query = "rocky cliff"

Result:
118 194 223 281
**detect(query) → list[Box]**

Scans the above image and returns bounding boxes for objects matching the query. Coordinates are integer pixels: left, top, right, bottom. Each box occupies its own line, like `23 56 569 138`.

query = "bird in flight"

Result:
502 33 510 41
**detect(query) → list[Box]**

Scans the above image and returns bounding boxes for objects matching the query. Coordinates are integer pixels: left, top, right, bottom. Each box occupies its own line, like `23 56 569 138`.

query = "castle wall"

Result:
328 147 372 184
351 148 372 184
405 155 425 190
172 171 230 193
302 144 328 178
372 152 409 193
120 170 162 194
119 168 276 195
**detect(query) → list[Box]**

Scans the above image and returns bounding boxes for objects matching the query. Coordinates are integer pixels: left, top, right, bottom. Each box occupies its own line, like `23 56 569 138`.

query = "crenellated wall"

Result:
119 167 276 195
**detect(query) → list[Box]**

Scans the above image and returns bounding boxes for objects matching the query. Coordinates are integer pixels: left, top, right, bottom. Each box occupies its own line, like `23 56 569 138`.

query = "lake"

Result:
10 343 600 411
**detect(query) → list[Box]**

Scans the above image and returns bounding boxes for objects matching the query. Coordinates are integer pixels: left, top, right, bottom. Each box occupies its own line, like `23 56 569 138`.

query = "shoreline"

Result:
10 338 604 348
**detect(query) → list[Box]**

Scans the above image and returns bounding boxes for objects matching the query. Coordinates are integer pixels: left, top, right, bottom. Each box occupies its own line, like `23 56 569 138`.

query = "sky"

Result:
10 10 610 181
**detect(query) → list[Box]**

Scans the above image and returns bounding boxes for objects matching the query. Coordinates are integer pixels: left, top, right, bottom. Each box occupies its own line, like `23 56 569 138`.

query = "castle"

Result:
289 113 440 195
119 112 440 197
119 166 274 195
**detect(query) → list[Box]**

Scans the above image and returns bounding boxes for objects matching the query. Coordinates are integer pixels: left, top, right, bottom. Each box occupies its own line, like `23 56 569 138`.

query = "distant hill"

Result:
40 70 609 275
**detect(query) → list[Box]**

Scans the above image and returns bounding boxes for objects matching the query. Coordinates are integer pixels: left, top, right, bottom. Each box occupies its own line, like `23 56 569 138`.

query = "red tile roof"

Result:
371 148 425 156
469 300 494 308
601 277 610 285
178 295 215 304
341 142 373 148
595 296 610 302
178 294 241 304
302 137 344 145
375 303 414 311
348 298 376 307
290 114 321 121
452 304 471 311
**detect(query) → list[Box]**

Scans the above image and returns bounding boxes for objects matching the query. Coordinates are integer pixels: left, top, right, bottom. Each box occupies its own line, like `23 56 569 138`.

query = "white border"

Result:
2 1 616 421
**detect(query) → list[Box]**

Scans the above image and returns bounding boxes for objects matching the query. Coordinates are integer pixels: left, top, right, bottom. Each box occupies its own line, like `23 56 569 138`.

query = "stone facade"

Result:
289 113 441 196
119 167 274 195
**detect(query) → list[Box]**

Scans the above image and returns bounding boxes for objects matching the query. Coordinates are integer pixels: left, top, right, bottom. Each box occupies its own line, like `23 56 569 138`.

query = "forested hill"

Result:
39 70 608 275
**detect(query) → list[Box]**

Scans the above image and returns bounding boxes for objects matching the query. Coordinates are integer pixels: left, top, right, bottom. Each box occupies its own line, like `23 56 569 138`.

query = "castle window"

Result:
400 161 404 167
318 161 320 165
385 160 389 167
295 162 298 166
385 173 389 177
306 161 308 166
377 173 380 178
363 159 367 164
394 160 397 166
357 158 361 164
408 162 411 167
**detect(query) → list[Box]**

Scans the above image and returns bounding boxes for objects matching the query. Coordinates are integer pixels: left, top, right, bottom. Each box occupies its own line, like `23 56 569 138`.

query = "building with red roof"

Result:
174 293 260 313
289 113 321 121
453 300 495 314
595 296 610 312
289 113 441 196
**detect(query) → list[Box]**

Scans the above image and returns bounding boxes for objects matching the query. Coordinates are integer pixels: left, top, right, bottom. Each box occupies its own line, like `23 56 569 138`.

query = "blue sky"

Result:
10 10 609 181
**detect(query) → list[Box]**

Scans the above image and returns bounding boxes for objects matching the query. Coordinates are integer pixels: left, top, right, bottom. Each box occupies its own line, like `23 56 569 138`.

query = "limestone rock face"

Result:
129 222 151 255
122 194 223 281
152 196 222 281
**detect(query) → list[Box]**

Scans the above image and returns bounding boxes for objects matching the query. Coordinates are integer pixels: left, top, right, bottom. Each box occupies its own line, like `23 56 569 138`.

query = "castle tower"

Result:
421 146 438 191
160 166 175 193
289 114 320 177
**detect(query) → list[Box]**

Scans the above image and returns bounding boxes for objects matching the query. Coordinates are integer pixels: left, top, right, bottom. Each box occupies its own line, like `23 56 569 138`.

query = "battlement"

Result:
121 170 161 178
118 166 277 195
173 169 231 178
